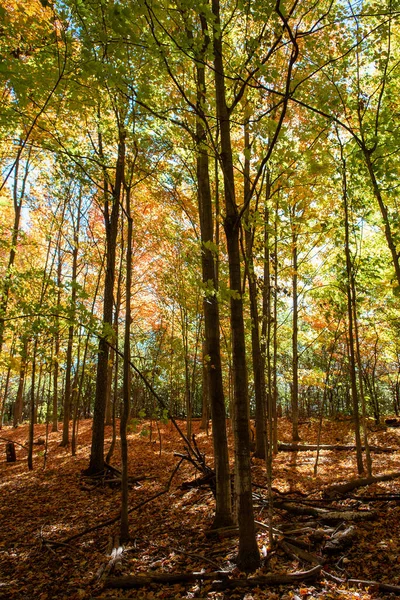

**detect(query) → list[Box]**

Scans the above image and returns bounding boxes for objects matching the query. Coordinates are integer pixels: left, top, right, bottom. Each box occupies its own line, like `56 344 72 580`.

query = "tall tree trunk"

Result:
272 193 279 452
0 337 14 427
106 239 123 465
195 15 233 529
243 116 266 459
200 340 210 432
61 190 81 447
34 362 44 425
291 218 300 442
120 181 131 544
341 155 364 475
87 126 125 475
28 339 38 471
211 0 260 570
351 278 372 476
53 247 63 432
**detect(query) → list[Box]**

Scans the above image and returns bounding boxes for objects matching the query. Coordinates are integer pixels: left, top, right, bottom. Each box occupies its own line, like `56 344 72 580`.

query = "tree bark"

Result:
211 0 260 570
243 116 266 459
13 336 28 427
291 210 300 442
195 25 233 528
120 181 131 544
61 190 81 446
341 154 364 475
87 125 125 475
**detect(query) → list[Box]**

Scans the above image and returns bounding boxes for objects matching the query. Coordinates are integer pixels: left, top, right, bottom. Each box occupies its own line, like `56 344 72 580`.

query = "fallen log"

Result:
278 443 394 453
106 565 322 590
212 565 322 590
279 539 322 566
324 471 400 497
277 502 376 522
105 571 229 588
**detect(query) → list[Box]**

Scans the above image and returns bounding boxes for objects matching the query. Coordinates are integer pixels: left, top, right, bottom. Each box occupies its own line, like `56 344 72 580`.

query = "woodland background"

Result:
1 0 400 598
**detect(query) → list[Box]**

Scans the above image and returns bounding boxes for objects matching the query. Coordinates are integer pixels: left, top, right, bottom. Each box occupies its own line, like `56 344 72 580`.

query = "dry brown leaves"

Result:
0 418 399 600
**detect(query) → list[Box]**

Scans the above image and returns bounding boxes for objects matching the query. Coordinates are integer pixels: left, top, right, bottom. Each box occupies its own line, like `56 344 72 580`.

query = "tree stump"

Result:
6 441 16 462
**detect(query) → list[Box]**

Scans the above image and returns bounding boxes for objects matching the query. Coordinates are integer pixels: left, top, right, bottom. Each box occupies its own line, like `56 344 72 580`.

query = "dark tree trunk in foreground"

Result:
87 126 125 475
121 181 131 544
195 22 233 527
211 0 260 570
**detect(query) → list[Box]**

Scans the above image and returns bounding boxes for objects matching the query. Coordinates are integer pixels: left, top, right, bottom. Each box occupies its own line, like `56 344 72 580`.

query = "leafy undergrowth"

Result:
0 418 400 600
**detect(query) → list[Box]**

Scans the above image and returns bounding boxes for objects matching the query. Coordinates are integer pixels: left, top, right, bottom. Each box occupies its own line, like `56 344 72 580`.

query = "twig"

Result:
0 436 28 450
170 546 221 569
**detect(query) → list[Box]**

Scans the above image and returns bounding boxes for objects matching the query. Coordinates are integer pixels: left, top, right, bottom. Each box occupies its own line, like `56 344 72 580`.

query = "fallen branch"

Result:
105 571 229 588
175 434 216 495
324 526 356 553
278 443 394 453
105 565 322 590
170 547 221 570
0 436 28 451
347 578 400 594
278 539 322 566
321 570 400 595
277 502 376 522
324 471 400 497
212 565 322 590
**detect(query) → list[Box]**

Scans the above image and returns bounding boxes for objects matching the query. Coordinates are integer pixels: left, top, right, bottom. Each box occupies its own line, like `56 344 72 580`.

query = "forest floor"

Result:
1 417 400 600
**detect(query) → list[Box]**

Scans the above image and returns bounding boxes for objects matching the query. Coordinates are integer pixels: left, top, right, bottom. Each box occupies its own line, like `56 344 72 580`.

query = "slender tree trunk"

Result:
0 340 13 427
34 362 44 424
341 155 364 475
200 340 210 432
106 239 123 465
28 339 38 471
243 117 266 459
291 222 300 442
53 248 62 432
195 17 233 529
61 192 81 446
181 306 192 438
87 126 125 475
352 286 372 476
71 327 83 456
120 182 132 544
272 194 279 451
13 336 28 427
211 0 259 570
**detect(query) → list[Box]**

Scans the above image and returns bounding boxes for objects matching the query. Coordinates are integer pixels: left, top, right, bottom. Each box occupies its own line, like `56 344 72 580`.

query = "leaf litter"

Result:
0 418 399 600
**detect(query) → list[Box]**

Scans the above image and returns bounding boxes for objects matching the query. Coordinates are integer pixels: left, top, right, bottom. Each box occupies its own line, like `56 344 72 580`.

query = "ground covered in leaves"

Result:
0 418 400 600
